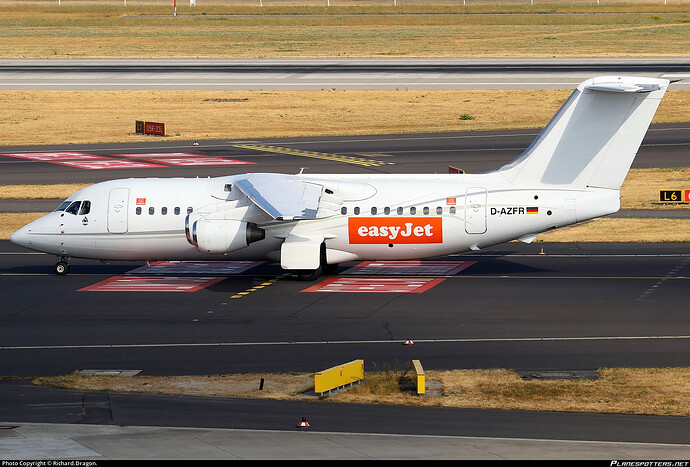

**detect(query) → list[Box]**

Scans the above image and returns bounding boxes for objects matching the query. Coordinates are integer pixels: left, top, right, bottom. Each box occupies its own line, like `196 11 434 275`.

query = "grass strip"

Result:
536 218 690 243
0 89 688 146
1 1 689 58
30 366 690 416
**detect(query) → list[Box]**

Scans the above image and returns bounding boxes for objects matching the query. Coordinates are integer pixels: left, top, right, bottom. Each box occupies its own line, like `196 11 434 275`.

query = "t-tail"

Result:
493 76 669 220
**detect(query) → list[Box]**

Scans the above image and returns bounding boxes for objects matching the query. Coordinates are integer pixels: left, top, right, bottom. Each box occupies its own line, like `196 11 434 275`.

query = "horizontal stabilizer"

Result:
585 82 660 93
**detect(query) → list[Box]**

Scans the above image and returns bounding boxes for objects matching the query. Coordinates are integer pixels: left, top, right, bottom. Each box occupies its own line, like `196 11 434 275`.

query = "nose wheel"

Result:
54 258 70 275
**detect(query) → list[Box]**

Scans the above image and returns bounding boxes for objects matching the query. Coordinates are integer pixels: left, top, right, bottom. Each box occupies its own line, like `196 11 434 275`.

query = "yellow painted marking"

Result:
358 152 395 158
230 273 289 299
234 144 394 167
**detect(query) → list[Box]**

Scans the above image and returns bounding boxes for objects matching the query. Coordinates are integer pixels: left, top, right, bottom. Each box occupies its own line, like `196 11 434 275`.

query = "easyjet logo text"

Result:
348 217 443 244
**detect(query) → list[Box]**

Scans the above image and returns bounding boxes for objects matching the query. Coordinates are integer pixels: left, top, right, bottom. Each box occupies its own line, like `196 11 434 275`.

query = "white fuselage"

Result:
11 173 620 264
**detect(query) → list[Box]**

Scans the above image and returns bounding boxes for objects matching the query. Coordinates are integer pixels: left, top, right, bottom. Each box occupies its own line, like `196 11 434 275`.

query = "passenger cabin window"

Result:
384 207 390 215
436 206 442 215
187 207 193 214
423 207 429 215
354 207 360 215
149 207 155 215
397 207 403 215
136 207 142 215
371 207 377 215
450 206 456 214
410 207 416 215
224 184 232 192
161 207 167 215
174 207 180 215
341 207 347 215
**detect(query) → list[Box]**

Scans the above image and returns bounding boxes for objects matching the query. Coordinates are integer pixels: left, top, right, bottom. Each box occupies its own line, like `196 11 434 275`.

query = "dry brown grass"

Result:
421 368 690 416
0 213 45 240
1 1 689 58
0 89 688 146
32 372 315 400
31 367 690 416
0 184 90 199
537 218 690 242
622 168 690 209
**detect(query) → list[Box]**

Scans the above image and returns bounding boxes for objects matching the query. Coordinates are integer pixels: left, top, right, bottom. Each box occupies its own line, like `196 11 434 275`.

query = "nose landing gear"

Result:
54 257 70 275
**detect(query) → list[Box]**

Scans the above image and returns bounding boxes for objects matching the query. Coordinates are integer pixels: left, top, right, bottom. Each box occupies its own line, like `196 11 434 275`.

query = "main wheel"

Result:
295 242 327 281
54 261 70 275
296 266 322 281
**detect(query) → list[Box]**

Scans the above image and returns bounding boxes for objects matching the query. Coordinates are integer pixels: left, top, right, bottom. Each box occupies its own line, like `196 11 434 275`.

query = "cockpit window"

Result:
55 201 71 212
65 201 81 215
78 200 91 215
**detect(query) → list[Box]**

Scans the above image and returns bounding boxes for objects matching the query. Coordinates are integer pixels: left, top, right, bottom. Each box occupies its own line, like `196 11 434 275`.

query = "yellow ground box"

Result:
413 360 425 395
314 359 364 395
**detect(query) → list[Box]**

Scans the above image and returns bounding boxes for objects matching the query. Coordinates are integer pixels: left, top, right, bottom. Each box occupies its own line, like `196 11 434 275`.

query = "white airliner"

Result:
11 76 669 279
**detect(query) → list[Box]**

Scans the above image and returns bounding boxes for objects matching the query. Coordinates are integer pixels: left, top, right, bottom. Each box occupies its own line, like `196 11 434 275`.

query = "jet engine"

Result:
191 218 265 254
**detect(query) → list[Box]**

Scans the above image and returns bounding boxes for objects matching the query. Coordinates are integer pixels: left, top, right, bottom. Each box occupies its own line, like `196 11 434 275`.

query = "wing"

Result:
234 173 325 221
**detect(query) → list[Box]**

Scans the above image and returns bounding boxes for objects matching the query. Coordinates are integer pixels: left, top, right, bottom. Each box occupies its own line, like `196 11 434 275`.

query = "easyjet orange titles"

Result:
348 217 443 244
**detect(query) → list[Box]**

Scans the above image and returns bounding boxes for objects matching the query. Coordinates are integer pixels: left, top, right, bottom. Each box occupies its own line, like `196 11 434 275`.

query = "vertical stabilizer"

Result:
496 76 669 190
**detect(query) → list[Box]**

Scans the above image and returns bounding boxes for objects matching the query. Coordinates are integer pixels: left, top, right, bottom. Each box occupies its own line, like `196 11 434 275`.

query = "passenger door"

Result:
107 188 129 234
465 187 487 234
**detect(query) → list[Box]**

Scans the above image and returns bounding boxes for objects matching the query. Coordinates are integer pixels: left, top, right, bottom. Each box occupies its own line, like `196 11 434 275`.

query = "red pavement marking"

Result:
114 153 256 166
78 276 225 292
140 157 255 166
114 152 206 158
301 277 445 293
1 152 105 161
341 260 476 276
126 261 265 275
51 159 164 170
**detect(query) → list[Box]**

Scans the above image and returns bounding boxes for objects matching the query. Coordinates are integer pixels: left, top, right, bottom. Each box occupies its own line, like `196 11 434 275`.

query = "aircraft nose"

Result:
10 224 31 248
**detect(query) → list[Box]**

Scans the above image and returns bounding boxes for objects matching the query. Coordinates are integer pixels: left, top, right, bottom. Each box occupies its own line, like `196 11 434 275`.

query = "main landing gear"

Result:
54 256 70 275
294 243 338 281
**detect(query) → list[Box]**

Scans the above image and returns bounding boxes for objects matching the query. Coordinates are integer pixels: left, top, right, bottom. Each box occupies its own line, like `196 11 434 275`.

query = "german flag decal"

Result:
526 207 539 214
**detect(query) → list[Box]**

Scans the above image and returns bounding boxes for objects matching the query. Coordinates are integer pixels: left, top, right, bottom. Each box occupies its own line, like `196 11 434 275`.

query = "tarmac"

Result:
3 422 690 460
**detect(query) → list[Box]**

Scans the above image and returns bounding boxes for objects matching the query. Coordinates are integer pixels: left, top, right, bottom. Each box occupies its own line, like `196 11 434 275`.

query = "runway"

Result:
1 58 689 90
1 127 689 459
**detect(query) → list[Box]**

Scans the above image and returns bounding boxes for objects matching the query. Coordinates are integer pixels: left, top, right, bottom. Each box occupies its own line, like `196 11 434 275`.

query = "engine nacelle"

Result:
192 218 265 254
